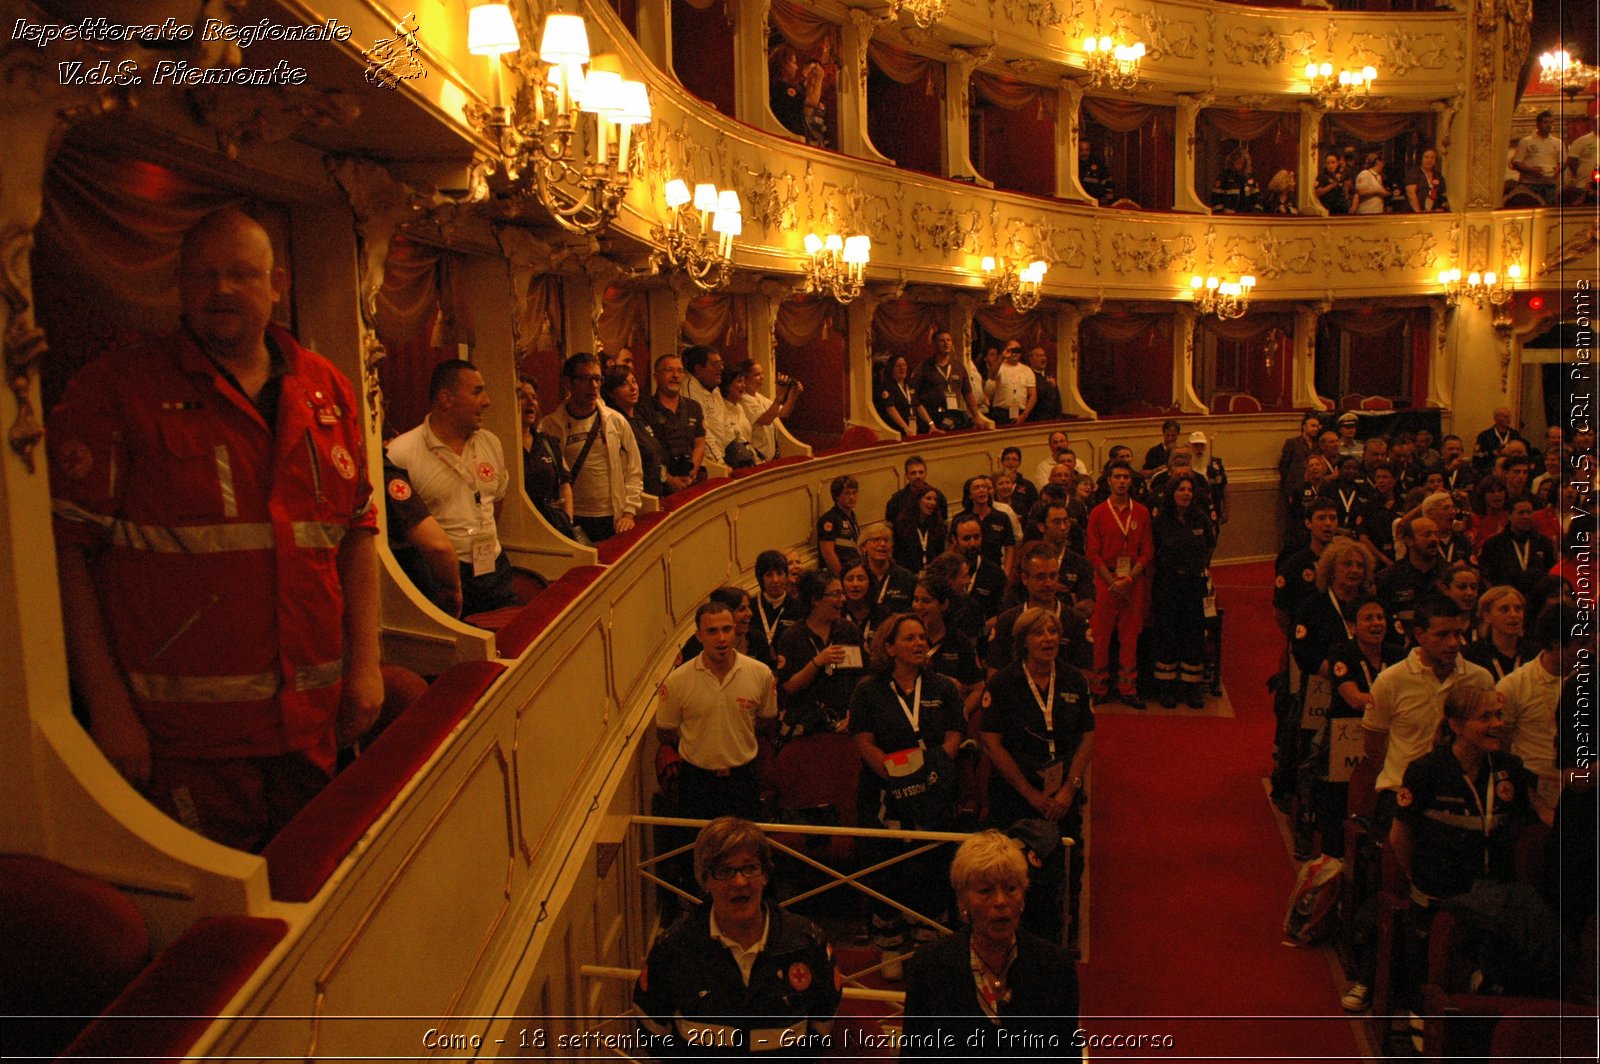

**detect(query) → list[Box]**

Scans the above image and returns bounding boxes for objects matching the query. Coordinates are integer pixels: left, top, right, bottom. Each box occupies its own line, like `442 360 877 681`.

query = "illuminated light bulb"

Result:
1361 66 1376 83
1190 275 1203 289
1305 62 1319 80
1206 276 1220 290
1507 263 1522 280
1098 37 1112 52
1484 271 1498 287
982 256 997 272
1319 62 1332 77
1467 271 1482 287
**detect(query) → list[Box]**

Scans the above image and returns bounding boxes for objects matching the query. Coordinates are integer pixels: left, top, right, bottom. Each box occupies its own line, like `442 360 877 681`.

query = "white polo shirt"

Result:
990 362 1036 419
1513 131 1564 182
386 416 508 563
1364 649 1493 793
657 652 777 771
1496 655 1562 779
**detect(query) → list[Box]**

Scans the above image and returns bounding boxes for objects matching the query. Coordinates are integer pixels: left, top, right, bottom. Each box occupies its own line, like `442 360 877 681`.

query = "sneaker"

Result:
1186 685 1206 709
1121 693 1147 709
1340 981 1370 1012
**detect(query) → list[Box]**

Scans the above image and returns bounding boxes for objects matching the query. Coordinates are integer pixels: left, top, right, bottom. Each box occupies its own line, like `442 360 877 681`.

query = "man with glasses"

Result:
986 340 1036 425
633 817 840 1057
538 352 642 542
656 600 778 822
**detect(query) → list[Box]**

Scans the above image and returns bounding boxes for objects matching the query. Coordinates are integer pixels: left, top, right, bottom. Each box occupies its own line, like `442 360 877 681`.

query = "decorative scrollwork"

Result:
745 167 802 234
1333 232 1440 273
911 202 980 256
1110 231 1197 275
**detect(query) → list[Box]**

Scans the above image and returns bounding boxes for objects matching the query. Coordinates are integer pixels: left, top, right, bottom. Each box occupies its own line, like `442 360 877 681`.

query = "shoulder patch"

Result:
330 444 356 480
981 690 992 709
1495 779 1515 802
387 477 412 502
1294 624 1308 640
821 521 834 533
1274 574 1287 588
1333 660 1348 678
1301 568 1316 583
1396 787 1413 808
477 461 497 482
787 961 813 992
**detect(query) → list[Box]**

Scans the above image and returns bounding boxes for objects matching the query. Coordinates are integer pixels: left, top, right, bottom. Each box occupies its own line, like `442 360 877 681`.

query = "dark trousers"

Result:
677 759 760 822
1151 572 1206 683
459 551 516 617
574 514 617 543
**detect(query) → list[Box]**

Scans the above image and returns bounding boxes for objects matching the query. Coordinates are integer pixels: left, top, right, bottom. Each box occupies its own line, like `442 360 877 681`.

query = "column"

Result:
846 294 884 432
1290 304 1328 410
1053 302 1093 417
842 9 894 165
731 0 779 137
1172 94 1211 214
1300 102 1329 216
945 47 991 186
1173 306 1206 412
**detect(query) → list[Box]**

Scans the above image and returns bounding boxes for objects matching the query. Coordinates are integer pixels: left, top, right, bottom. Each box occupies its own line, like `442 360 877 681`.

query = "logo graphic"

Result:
362 12 426 89
387 478 412 502
330 444 356 480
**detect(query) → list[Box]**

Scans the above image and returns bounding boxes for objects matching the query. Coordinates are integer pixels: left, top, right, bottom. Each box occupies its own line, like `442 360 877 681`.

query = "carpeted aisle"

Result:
1076 560 1366 1060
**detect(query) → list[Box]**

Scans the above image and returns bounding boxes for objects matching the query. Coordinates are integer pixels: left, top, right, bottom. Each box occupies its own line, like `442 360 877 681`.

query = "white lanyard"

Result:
1357 654 1376 688
1338 488 1358 514
897 382 913 407
757 596 784 648
890 674 923 736
1511 537 1531 572
875 568 892 605
916 527 929 554
1460 757 1498 871
1328 591 1354 640
1109 501 1134 539
1024 666 1057 758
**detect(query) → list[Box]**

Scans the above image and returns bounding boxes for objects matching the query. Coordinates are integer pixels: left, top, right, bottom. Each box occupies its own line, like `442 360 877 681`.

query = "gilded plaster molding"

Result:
911 201 981 255
187 85 361 160
1334 231 1440 274
1466 224 1490 272
1473 0 1498 101
2 224 46 470
999 0 1065 34
1110 229 1197 276
1500 220 1524 270
1540 222 1599 275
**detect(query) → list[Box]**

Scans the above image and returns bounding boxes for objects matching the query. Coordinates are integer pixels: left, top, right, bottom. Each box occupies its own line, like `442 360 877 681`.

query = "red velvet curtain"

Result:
672 0 735 116
769 0 840 151
1319 308 1424 402
515 275 566 405
1196 313 1293 411
774 295 847 444
971 73 1056 197
871 300 940 364
1081 98 1174 209
681 293 750 367
1318 112 1437 177
1079 313 1174 414
373 237 477 433
867 42 944 176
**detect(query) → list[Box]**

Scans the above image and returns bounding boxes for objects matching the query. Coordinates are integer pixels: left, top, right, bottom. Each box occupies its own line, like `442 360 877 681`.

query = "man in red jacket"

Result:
49 209 382 851
1085 460 1154 708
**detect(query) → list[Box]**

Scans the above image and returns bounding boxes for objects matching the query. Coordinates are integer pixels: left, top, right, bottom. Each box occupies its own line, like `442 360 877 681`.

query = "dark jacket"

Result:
901 929 1079 1056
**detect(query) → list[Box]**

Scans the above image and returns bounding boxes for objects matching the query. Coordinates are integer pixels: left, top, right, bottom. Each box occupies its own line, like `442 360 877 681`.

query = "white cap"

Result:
1188 431 1208 445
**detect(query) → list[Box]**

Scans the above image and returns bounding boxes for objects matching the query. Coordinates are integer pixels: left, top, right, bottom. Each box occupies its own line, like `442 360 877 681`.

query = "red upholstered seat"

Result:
60 916 287 1061
261 660 506 902
0 854 150 1059
1339 392 1364 411
768 733 860 862
1359 395 1394 411
1228 393 1262 413
839 425 880 450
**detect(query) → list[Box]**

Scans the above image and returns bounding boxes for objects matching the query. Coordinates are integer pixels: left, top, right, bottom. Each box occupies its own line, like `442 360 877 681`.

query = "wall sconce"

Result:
465 5 651 235
1440 264 1520 310
1082 35 1144 91
1189 274 1255 320
981 256 1048 312
803 232 870 303
654 180 740 291
1540 49 1600 96
893 0 947 29
1304 61 1377 109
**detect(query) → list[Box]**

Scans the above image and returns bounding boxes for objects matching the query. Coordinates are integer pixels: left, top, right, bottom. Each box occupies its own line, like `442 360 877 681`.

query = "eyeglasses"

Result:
709 863 766 882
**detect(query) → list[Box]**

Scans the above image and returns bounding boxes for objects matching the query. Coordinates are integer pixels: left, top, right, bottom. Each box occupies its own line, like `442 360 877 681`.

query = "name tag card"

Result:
1300 675 1334 731
1327 718 1367 783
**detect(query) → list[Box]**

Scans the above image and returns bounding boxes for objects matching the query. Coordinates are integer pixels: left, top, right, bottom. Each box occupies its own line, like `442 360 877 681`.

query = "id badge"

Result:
471 535 497 577
1203 595 1218 618
945 395 958 410
1115 555 1132 578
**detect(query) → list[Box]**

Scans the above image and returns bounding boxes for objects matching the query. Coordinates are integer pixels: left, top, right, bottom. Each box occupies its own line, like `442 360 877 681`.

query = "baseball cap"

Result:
1188 431 1207 445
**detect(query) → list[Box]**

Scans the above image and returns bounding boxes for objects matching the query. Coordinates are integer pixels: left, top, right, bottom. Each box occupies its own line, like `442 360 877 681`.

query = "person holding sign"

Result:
980 607 1095 946
849 613 965 976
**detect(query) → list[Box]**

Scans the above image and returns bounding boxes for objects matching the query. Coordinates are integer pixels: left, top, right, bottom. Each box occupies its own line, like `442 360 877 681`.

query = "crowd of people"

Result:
1270 405 1593 1024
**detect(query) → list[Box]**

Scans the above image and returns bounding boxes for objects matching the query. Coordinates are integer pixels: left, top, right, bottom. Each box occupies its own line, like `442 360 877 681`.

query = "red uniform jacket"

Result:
49 325 376 761
1085 498 1155 597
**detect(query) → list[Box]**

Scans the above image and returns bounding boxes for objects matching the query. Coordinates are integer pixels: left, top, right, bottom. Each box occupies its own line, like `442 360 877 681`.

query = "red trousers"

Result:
1090 585 1146 695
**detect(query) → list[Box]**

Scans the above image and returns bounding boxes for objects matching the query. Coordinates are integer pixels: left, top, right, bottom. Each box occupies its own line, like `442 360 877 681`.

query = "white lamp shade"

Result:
1241 275 1256 288
1206 276 1219 290
982 256 997 272
665 179 691 209
717 189 741 215
1507 263 1522 279
823 233 844 253
539 14 590 63
614 80 652 124
468 4 521 56
804 233 823 255
1189 275 1203 289
693 183 719 212
1361 66 1376 82
579 69 622 113
842 235 871 264
712 210 742 237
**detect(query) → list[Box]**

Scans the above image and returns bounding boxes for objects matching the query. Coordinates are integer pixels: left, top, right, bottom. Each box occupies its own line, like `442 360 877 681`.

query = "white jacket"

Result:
539 403 643 521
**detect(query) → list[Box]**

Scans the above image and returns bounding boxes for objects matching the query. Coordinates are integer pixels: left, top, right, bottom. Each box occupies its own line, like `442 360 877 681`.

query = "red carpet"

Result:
1077 561 1366 1059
